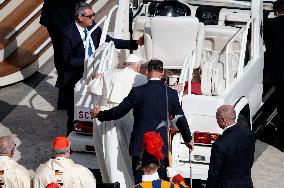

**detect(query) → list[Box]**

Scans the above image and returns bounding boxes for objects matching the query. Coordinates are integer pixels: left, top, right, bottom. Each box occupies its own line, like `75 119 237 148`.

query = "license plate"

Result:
75 108 94 121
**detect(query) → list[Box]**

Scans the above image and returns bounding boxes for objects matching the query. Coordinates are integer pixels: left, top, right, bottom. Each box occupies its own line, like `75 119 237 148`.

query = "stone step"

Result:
0 0 43 61
0 26 52 86
0 0 24 21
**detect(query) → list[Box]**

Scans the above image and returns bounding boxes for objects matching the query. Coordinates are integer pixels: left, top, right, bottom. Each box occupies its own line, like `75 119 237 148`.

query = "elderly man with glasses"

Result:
61 2 144 135
0 136 32 188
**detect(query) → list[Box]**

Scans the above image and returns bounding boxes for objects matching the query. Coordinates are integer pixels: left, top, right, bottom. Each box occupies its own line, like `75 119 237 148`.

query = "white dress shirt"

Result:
75 22 95 57
223 123 236 134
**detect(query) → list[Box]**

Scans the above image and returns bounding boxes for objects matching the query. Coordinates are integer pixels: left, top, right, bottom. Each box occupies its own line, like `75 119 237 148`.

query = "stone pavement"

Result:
0 58 67 171
252 140 284 188
0 58 283 187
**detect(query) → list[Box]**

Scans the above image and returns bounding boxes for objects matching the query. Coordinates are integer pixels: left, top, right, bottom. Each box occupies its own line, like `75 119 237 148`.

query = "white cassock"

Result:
89 67 147 188
33 157 96 188
0 156 31 188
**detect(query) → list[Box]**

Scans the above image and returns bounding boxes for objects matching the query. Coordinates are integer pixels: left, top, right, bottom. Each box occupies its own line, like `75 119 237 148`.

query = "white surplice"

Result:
0 156 32 188
89 67 147 188
33 157 96 188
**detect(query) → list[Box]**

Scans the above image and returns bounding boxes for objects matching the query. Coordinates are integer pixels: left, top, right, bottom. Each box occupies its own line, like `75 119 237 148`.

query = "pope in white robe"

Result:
0 136 31 188
89 54 147 188
33 136 96 188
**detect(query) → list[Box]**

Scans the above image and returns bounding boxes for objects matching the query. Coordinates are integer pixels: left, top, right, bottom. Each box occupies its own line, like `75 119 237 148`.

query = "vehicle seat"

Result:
201 25 241 96
144 16 204 69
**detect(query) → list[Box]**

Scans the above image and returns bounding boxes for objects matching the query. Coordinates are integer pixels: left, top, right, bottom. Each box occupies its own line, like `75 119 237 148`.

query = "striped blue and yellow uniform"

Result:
132 179 187 188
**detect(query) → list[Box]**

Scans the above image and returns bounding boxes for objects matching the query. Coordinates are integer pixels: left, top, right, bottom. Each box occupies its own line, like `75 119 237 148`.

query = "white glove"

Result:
166 167 178 178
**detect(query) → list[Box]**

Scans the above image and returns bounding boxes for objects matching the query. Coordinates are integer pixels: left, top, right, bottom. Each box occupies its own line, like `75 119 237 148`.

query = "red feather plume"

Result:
143 132 164 160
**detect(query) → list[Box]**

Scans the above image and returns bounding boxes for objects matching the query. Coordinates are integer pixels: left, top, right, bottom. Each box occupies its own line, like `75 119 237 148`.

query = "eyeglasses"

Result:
82 13 95 19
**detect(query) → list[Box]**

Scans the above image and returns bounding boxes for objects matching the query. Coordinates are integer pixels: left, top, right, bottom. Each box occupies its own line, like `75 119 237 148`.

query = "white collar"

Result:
54 157 68 160
142 172 160 182
223 123 236 133
0 156 10 160
149 78 161 81
75 22 86 33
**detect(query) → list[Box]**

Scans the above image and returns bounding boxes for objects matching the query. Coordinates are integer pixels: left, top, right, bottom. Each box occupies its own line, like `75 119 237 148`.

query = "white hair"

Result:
0 136 15 155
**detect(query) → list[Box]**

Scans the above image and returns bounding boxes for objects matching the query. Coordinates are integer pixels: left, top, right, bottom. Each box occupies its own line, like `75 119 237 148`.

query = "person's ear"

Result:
161 70 165 78
10 148 15 157
77 16 83 23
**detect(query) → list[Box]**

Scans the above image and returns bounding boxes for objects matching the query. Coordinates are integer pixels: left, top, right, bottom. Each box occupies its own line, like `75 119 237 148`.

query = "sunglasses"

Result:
82 13 95 19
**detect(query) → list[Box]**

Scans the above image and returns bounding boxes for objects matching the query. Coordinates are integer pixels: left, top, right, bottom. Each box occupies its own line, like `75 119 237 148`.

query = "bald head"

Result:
0 136 16 157
216 105 236 129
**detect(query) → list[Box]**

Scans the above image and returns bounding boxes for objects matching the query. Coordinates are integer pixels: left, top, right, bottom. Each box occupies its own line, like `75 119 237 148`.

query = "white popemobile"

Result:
68 0 277 185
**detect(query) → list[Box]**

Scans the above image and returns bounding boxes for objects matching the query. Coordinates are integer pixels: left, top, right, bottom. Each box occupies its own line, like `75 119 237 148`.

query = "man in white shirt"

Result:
61 2 144 135
33 136 96 188
0 136 31 188
89 54 147 188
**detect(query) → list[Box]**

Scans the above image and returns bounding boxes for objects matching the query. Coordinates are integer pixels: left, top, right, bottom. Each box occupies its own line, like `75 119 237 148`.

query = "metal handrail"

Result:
97 42 113 73
237 17 253 78
224 26 245 87
178 49 195 103
100 5 119 45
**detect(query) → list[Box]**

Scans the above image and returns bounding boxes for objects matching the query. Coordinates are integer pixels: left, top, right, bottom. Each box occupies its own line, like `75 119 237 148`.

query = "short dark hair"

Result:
274 0 284 12
147 59 163 72
75 2 92 20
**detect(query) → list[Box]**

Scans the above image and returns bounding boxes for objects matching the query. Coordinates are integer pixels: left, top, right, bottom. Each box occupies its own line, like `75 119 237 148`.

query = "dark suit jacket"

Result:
61 22 138 115
40 0 84 32
263 15 284 83
207 124 255 188
97 80 192 156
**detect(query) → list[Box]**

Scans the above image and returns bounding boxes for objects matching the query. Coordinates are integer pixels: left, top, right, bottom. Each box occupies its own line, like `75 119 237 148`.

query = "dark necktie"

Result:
83 28 93 57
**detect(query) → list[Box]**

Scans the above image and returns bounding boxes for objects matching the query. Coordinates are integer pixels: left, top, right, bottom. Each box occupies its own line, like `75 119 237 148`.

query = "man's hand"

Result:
90 106 101 118
185 140 194 152
91 71 103 79
172 83 183 93
136 36 144 46
167 167 178 178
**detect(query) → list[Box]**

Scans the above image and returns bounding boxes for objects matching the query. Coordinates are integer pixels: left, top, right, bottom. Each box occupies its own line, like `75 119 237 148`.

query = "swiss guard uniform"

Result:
132 174 188 188
132 132 189 188
0 156 31 188
33 136 96 188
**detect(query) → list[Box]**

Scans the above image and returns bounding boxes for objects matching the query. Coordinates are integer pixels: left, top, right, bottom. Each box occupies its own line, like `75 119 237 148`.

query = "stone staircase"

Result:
0 0 51 86
0 0 116 87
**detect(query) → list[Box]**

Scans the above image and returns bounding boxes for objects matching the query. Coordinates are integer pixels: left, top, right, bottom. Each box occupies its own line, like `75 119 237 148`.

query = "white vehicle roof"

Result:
176 0 275 10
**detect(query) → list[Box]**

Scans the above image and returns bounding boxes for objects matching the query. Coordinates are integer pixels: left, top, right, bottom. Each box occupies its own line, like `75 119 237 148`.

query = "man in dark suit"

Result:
263 0 284 152
40 0 84 109
90 59 193 183
62 2 143 135
207 105 255 188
